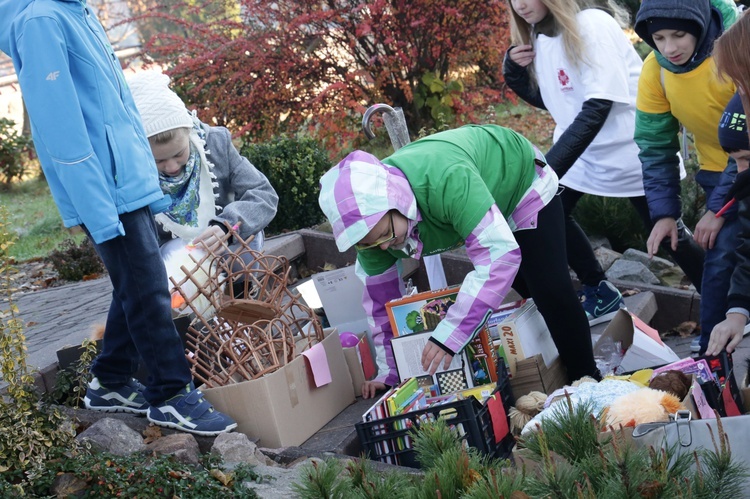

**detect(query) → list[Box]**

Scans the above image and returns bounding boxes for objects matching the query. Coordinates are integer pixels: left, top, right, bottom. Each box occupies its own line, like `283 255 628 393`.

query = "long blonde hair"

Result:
507 0 630 85
714 10 750 133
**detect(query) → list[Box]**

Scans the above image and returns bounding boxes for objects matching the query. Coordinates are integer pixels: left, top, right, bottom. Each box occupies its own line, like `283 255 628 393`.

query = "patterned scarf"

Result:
159 132 202 226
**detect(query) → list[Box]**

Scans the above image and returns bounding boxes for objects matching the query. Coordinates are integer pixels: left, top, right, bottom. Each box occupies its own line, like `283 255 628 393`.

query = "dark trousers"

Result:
558 188 704 292
511 195 598 383
86 207 192 405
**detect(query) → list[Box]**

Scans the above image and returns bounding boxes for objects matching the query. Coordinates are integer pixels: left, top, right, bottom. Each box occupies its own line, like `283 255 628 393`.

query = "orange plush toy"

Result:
603 387 685 428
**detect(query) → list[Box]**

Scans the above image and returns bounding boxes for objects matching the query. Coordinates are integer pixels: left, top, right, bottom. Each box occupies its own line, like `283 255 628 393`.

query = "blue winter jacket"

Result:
0 0 167 243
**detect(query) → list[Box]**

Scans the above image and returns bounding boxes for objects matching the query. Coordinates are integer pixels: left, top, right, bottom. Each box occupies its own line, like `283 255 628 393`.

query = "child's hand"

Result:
508 45 536 67
421 341 453 375
192 225 227 254
361 381 387 399
694 211 725 250
647 217 678 256
705 313 747 356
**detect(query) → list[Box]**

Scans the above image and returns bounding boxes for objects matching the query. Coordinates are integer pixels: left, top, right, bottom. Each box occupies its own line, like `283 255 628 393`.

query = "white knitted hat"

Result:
126 70 194 138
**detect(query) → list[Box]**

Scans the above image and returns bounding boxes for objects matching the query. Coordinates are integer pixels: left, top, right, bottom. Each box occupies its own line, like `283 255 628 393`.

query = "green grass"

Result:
0 177 84 262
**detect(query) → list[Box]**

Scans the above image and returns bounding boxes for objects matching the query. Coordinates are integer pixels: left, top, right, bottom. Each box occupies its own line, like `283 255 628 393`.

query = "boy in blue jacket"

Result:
706 93 750 356
0 0 235 436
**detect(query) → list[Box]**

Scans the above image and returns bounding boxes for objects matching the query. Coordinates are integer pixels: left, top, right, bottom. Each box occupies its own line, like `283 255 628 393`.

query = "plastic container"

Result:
355 359 515 468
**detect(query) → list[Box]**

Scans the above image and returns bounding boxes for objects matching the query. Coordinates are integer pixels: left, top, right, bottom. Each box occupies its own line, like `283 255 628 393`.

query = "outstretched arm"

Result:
423 205 522 374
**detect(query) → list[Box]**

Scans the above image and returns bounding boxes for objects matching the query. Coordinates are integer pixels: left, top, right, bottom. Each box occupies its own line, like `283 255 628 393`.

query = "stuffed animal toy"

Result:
603 387 685 428
648 369 691 400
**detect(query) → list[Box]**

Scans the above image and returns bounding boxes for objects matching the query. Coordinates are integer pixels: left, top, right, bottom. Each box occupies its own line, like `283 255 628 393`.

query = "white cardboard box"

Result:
594 309 680 374
201 328 355 448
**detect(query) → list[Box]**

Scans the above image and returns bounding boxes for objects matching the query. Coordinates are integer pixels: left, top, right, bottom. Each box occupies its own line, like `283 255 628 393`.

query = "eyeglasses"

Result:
356 212 397 251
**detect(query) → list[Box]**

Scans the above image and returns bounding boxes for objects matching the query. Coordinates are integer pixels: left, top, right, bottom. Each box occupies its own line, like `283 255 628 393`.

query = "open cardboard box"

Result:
297 266 379 396
201 328 355 448
594 309 680 374
508 354 567 400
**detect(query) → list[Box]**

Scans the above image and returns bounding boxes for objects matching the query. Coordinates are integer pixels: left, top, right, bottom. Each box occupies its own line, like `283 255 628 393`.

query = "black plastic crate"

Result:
356 359 515 468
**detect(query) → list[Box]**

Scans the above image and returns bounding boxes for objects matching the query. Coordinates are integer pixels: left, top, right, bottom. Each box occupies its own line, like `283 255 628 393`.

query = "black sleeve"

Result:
544 98 613 179
728 200 750 311
502 46 546 110
427 336 456 356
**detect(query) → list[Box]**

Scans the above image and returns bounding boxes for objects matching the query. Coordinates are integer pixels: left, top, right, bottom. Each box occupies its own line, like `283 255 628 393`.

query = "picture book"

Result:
390 330 475 393
386 286 460 337
386 285 500 385
386 377 419 417
485 299 526 340
465 324 501 384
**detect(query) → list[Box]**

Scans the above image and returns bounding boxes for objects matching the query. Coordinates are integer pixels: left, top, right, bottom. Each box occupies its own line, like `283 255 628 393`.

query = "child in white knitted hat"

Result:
0 1 237 436
126 70 278 278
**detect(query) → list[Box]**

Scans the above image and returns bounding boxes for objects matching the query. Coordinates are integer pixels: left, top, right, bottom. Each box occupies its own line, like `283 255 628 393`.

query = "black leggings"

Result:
558 187 704 292
511 195 599 383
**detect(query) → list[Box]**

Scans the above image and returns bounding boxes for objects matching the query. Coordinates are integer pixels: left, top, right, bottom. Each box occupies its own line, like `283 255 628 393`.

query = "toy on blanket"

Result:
510 376 600 435
519 374 685 435
648 369 692 400
602 387 685 428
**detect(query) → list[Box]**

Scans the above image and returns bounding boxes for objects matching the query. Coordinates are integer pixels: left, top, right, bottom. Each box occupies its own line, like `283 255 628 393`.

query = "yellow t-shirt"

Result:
636 52 735 173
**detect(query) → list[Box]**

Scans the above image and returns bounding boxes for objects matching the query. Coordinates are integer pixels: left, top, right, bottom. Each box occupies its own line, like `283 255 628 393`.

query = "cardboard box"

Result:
201 328 355 448
508 354 567 400
488 299 559 377
342 332 376 397
594 309 680 374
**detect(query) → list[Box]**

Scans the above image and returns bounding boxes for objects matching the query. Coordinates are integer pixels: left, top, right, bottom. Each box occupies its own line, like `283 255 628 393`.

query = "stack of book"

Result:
361 377 497 465
386 286 502 388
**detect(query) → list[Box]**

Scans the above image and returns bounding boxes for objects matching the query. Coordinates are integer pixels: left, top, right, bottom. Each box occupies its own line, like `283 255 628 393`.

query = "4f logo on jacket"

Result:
46 71 60 81
557 68 573 93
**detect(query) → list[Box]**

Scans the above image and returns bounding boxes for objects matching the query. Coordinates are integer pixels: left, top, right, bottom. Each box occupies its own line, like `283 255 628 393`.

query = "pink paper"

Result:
302 343 332 387
630 313 664 345
691 379 716 419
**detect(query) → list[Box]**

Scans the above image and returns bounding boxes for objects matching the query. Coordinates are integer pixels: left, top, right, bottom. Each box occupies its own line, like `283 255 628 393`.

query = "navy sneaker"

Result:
580 280 625 326
84 377 149 415
147 383 237 436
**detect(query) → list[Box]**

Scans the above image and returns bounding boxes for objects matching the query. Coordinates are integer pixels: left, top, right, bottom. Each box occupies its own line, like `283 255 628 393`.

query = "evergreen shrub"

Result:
0 117 33 188
241 136 331 234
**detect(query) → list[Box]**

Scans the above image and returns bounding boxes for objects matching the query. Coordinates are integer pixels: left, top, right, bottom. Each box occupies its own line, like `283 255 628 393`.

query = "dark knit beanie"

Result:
646 17 702 40
719 93 750 153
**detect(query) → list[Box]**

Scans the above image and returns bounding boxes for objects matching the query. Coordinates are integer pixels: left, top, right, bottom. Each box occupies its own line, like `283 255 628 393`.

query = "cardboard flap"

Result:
302 341 332 387
358 336 377 380
597 310 680 373
312 266 369 334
